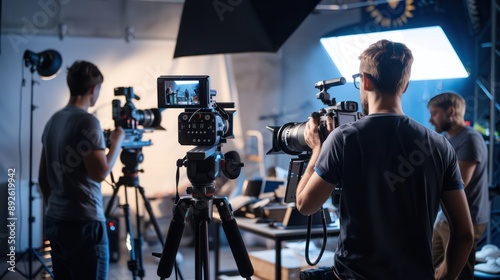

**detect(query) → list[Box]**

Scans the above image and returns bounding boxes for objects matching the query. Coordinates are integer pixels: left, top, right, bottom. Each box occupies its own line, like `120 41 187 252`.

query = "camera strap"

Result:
304 206 328 266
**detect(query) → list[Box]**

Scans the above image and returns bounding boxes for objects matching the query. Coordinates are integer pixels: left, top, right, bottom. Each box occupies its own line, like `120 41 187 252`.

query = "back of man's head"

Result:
67 60 104 96
359 39 413 95
428 91 466 119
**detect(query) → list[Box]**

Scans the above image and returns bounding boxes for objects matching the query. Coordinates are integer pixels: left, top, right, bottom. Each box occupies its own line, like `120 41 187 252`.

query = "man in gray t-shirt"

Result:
429 91 489 279
39 61 124 280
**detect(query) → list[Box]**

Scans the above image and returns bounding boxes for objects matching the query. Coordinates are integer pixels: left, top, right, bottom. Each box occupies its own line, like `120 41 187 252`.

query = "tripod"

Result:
105 147 172 280
156 146 254 280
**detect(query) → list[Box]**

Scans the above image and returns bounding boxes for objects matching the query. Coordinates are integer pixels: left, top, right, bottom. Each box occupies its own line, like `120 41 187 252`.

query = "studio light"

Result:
23 49 62 80
320 26 469 82
17 49 62 278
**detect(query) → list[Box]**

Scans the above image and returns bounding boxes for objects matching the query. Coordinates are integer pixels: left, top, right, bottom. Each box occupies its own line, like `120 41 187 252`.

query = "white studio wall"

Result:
0 34 246 250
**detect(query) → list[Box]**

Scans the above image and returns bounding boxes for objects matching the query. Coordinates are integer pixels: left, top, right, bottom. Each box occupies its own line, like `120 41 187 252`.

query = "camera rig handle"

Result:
315 77 346 106
115 86 140 102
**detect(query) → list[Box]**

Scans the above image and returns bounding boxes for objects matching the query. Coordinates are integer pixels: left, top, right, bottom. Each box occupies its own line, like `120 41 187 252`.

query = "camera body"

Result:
316 101 363 143
113 87 162 129
177 110 234 146
267 77 363 155
105 87 162 149
157 75 235 146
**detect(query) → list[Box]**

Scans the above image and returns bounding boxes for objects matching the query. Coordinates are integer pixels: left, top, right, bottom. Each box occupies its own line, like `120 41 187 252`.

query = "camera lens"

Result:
276 122 310 155
137 108 162 128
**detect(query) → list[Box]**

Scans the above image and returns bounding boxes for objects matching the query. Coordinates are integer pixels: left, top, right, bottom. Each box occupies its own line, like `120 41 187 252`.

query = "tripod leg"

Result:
121 186 138 280
134 188 145 278
202 222 210 280
157 197 190 278
214 196 254 278
193 219 211 280
138 186 187 279
137 186 165 246
105 182 120 218
33 249 54 278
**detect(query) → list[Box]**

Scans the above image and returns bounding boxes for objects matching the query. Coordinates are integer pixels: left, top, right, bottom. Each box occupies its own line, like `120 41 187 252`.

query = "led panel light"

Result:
320 26 469 82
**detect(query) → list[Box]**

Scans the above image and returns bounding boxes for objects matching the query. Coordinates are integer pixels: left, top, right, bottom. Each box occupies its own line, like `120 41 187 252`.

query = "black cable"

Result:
175 163 180 280
173 159 186 280
304 207 328 266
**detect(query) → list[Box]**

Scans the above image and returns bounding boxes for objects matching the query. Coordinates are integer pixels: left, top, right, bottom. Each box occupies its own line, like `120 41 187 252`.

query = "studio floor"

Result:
0 241 268 280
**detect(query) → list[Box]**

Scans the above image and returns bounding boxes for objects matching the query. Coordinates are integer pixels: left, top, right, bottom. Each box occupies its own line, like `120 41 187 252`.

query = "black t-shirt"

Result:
315 114 463 280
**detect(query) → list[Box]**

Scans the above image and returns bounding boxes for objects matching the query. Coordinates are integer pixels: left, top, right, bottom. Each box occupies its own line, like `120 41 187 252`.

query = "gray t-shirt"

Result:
315 114 463 280
41 106 106 222
436 126 490 225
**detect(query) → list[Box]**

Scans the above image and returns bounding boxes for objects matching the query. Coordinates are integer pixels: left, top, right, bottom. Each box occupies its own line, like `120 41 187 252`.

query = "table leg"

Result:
275 240 281 280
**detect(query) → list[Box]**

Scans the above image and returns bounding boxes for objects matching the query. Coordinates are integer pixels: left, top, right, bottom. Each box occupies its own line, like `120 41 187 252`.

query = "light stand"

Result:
7 49 61 279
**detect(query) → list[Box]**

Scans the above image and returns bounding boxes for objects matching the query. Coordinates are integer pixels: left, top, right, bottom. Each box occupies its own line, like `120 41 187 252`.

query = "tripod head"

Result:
178 145 243 199
118 148 144 186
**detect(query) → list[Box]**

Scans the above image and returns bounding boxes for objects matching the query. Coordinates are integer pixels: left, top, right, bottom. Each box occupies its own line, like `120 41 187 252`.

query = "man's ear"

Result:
89 84 97 95
88 84 101 99
447 106 455 118
363 74 375 91
402 81 409 93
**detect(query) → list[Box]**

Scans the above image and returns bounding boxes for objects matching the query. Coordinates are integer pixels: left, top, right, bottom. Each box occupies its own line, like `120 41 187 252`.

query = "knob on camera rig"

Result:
155 75 254 280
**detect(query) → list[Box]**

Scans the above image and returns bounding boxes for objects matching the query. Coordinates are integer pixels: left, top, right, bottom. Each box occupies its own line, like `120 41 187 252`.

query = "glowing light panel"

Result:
320 26 469 82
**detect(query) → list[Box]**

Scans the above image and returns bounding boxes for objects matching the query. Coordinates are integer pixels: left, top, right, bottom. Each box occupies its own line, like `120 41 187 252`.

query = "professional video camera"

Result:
155 75 253 279
156 75 241 184
104 86 162 149
157 75 235 147
266 77 363 204
267 77 363 156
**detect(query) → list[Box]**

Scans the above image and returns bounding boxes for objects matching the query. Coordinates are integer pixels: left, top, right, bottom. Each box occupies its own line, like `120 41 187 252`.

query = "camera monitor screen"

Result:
284 158 307 203
337 112 358 125
157 75 210 108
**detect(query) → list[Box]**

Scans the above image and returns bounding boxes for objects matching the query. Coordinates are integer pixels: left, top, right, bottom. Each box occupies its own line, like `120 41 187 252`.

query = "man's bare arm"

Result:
434 189 474 280
83 127 124 182
296 117 335 216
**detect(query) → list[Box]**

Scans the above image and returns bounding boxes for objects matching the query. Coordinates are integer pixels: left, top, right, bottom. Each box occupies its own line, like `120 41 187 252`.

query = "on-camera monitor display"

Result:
163 79 200 106
338 112 357 125
157 75 209 109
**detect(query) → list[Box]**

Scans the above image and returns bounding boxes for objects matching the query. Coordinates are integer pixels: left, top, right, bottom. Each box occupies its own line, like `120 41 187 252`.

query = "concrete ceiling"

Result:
2 0 185 41
1 0 373 42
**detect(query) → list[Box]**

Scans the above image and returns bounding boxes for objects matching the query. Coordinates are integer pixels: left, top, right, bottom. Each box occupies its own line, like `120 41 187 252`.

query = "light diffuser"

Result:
320 26 469 82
